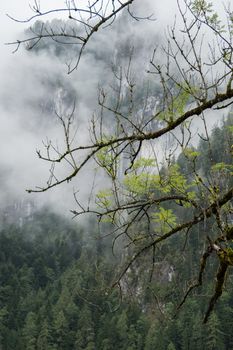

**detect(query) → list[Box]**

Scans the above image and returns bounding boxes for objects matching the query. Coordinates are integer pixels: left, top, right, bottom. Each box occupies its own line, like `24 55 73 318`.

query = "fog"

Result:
0 0 230 216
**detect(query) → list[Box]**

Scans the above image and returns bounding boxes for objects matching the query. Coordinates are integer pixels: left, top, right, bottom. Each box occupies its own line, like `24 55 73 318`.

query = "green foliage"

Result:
0 210 151 349
163 164 190 193
96 145 118 179
183 148 200 160
22 312 38 350
1 200 233 349
191 0 225 33
167 342 176 350
123 172 160 195
205 312 225 350
96 189 113 209
191 0 213 13
123 161 195 200
211 162 233 175
158 89 191 123
132 157 157 170
152 207 177 233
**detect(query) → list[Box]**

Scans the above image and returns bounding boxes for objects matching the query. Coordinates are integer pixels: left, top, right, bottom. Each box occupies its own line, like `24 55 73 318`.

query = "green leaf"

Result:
152 207 177 233
183 148 200 160
96 189 112 208
123 173 160 195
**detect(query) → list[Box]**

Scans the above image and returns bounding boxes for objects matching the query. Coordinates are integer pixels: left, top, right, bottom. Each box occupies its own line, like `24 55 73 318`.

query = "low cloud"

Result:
0 0 230 216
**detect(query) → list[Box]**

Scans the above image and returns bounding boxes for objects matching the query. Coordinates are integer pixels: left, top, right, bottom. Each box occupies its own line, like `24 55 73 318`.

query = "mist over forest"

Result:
0 0 233 349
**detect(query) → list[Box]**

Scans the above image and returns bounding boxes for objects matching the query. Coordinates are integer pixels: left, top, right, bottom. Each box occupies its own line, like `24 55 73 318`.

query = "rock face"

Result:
0 199 36 227
153 261 175 283
120 260 175 303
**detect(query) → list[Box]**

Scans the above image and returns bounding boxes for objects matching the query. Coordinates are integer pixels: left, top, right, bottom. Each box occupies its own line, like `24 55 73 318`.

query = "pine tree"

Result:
204 312 225 350
144 321 164 350
22 312 38 350
115 310 129 349
190 312 204 350
53 309 69 349
74 305 95 349
37 318 54 350
167 342 176 350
